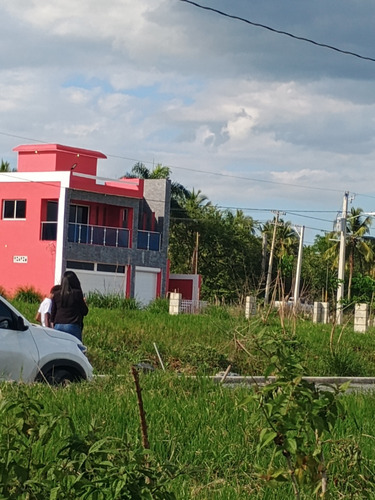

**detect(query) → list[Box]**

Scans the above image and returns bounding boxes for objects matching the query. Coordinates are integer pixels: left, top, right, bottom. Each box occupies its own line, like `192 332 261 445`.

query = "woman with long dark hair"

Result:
51 270 88 341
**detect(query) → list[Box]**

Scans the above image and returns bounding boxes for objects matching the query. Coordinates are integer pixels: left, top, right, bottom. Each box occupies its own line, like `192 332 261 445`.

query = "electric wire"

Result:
1 130 375 200
179 0 375 63
2 130 375 235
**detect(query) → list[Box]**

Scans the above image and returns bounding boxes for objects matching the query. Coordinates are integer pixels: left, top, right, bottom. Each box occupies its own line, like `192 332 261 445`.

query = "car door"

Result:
0 300 39 381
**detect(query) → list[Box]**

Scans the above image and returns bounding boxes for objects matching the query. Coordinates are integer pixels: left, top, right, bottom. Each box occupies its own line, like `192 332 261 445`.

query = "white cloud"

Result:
1 0 375 239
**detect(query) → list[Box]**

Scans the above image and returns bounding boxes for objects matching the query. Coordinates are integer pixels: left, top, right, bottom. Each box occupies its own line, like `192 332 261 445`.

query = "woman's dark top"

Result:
51 289 88 326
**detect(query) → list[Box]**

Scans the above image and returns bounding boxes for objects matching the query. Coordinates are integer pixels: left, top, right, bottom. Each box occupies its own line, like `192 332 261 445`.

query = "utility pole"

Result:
194 232 199 274
336 191 349 325
261 232 267 285
264 211 283 305
191 232 199 274
293 225 305 311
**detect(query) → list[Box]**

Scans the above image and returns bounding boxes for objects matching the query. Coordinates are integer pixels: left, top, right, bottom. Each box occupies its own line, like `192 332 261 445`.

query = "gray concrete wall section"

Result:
142 179 171 253
142 179 171 296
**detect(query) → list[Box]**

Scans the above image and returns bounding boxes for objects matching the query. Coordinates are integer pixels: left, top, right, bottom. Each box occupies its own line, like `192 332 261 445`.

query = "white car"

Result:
0 295 93 384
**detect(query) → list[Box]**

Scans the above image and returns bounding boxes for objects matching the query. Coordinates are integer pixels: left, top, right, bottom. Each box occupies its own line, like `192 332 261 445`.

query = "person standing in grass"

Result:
35 285 60 328
51 271 88 341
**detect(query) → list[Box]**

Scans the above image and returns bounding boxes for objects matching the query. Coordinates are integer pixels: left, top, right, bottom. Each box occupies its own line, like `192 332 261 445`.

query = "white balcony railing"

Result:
42 222 162 251
67 223 130 248
137 230 161 251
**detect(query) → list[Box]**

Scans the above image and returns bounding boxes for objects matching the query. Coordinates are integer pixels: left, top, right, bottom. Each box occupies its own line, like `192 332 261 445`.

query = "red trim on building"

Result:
126 265 132 298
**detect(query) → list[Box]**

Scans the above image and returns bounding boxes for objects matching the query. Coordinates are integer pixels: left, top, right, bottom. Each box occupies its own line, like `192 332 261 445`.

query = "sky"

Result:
1 0 375 244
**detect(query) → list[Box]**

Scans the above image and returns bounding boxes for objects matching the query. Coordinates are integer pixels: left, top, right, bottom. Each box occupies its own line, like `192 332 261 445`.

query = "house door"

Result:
134 267 159 306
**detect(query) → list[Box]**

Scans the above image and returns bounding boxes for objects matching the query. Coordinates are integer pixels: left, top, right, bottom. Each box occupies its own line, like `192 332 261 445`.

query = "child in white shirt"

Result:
35 285 60 327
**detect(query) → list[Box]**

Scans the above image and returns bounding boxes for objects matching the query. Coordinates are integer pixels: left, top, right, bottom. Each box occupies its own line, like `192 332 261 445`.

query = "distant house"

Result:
0 143 171 305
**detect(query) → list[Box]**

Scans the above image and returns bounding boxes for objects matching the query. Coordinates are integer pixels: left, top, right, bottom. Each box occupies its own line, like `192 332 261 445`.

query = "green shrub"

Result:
146 298 169 314
86 291 140 310
13 286 42 303
324 347 367 377
202 304 232 320
183 342 230 373
248 331 348 498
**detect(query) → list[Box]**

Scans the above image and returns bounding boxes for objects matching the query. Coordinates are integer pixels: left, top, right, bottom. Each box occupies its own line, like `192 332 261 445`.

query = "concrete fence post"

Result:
321 302 330 324
245 296 257 319
354 303 369 333
169 292 182 315
313 301 322 323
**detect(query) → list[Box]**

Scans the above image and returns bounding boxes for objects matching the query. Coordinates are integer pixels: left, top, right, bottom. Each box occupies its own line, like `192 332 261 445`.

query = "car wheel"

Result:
44 368 80 385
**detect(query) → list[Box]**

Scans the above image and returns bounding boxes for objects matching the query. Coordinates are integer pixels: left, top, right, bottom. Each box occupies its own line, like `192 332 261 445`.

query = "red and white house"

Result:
0 143 171 305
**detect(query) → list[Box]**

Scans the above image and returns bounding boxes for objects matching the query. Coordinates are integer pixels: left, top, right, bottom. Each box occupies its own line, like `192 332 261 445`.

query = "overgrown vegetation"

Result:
4 299 375 497
0 384 175 499
247 331 348 498
0 372 375 498
14 299 375 377
86 291 140 310
13 286 42 303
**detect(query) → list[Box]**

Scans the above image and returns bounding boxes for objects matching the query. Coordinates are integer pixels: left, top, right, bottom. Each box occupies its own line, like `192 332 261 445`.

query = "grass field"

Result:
14 299 375 378
3 300 375 498
1 375 375 499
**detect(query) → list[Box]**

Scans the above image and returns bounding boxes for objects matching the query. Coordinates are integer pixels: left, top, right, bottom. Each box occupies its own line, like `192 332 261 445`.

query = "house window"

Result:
97 263 125 273
41 201 58 240
68 204 90 243
3 200 26 219
66 260 95 271
69 204 89 225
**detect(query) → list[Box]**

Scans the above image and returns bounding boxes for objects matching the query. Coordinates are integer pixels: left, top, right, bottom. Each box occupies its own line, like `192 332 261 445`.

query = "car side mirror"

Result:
17 316 28 331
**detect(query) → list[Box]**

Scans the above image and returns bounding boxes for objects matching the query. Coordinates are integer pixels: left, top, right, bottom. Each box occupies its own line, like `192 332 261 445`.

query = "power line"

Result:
2 129 375 206
166 163 346 194
0 131 50 144
174 205 336 223
284 211 335 224
0 170 339 234
0 130 347 195
179 0 375 63
217 207 339 213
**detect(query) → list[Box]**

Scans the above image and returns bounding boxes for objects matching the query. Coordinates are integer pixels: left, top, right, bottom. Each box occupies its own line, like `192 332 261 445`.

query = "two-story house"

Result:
0 143 171 305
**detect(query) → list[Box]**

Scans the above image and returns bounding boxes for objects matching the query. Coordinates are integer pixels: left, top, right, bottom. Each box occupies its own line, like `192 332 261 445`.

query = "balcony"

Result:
68 223 130 248
137 230 161 251
41 222 161 251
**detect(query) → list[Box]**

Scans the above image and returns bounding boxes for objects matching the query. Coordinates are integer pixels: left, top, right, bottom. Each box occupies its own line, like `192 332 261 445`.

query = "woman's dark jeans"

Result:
54 323 82 341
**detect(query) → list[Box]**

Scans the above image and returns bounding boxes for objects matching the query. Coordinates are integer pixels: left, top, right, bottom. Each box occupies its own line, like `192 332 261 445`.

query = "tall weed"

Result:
13 286 42 303
86 291 140 310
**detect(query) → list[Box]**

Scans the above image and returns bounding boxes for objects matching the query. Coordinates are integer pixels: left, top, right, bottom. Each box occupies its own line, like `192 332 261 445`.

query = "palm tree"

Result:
183 189 211 214
123 162 191 218
0 159 11 172
262 218 299 298
325 207 373 301
346 208 373 301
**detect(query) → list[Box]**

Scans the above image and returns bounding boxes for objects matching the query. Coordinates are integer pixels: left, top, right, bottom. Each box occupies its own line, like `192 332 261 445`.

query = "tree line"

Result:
126 162 375 306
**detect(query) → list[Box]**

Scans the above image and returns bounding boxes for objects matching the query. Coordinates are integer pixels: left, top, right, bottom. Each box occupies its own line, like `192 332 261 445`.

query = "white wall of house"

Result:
67 268 127 296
